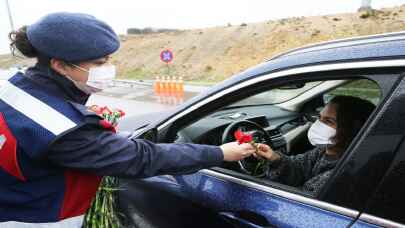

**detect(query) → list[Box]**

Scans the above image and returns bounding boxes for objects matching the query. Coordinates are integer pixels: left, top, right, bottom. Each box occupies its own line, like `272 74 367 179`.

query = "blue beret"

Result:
26 12 120 62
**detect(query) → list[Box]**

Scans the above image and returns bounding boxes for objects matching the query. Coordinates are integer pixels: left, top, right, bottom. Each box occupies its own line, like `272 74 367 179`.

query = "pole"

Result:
5 0 14 31
360 0 372 10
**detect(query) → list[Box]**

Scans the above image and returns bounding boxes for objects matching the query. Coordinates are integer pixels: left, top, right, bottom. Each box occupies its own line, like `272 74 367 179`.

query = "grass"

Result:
185 80 217 86
120 67 152 80
329 79 381 104
330 88 381 104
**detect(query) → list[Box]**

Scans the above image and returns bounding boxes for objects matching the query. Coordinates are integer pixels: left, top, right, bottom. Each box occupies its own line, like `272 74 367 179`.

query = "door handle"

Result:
219 211 275 228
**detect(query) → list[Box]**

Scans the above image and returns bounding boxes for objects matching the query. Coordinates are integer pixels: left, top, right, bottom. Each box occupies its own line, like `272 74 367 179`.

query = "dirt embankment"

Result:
1 5 405 82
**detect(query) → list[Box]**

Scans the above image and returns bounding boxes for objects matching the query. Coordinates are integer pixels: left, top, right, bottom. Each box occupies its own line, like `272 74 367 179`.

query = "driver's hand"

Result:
220 142 256 161
254 144 280 161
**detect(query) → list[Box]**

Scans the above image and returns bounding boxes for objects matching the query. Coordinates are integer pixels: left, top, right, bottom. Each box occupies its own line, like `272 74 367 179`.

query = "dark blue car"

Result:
117 32 405 228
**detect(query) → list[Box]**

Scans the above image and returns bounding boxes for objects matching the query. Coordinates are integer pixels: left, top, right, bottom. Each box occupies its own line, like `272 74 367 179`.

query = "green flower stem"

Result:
249 141 269 177
83 177 123 228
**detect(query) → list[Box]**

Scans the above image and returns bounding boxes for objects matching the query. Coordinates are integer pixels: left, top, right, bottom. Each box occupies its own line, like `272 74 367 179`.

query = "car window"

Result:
228 81 323 107
177 77 381 198
324 79 381 105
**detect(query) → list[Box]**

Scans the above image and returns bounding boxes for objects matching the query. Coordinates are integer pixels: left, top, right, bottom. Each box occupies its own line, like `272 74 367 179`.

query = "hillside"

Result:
1 5 405 82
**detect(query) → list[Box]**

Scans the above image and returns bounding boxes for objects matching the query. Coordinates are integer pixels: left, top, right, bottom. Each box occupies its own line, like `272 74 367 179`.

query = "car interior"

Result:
174 78 381 196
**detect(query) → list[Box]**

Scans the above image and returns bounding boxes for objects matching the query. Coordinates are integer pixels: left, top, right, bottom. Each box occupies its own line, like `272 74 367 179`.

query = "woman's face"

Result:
51 56 110 82
319 103 337 129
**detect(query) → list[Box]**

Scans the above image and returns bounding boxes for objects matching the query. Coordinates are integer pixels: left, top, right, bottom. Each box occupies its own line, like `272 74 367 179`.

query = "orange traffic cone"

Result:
161 76 167 95
159 77 165 94
168 76 175 96
154 76 161 95
177 76 184 94
176 77 184 105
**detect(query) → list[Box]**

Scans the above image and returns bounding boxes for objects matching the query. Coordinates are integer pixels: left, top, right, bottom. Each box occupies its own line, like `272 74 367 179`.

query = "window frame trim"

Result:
359 213 404 227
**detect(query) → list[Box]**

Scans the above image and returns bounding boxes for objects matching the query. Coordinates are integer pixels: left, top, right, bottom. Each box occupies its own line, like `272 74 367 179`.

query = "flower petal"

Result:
234 129 243 140
116 109 125 117
243 134 253 143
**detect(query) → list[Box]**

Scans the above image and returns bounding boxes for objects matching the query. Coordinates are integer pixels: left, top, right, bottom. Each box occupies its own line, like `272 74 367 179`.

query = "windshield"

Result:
228 81 323 107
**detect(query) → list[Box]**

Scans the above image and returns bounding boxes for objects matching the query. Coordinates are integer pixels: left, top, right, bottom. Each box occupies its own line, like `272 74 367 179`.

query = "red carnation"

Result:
117 109 125 117
99 119 116 133
234 129 253 144
100 106 112 115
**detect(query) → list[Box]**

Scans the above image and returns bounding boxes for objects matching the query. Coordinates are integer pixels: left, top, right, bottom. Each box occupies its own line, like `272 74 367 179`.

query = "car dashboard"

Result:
177 105 304 153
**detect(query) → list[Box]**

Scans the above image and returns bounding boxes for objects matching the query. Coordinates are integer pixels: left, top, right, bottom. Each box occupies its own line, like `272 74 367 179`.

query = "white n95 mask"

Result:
307 120 336 146
86 65 116 90
69 64 116 94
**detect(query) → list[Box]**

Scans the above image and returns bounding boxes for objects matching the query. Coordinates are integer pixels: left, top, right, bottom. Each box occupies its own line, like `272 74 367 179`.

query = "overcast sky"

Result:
0 0 404 54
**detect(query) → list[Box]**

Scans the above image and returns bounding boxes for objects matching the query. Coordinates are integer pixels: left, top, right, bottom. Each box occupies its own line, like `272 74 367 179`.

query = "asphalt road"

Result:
0 69 207 117
87 83 204 117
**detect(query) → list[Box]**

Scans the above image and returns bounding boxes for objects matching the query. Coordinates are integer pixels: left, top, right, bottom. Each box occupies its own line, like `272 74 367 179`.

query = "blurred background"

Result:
0 0 403 114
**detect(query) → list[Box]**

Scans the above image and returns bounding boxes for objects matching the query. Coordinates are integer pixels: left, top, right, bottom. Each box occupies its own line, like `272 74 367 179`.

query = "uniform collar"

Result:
25 64 90 105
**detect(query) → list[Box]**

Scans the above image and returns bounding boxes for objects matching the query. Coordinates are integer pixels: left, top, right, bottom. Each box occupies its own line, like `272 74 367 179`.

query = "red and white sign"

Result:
160 49 174 63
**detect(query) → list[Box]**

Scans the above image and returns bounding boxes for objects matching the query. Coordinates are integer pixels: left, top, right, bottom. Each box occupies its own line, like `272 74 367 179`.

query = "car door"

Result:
350 138 405 228
118 66 403 228
349 77 405 228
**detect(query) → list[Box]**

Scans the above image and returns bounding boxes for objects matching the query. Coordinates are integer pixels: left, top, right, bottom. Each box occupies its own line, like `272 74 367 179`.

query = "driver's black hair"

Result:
329 95 375 155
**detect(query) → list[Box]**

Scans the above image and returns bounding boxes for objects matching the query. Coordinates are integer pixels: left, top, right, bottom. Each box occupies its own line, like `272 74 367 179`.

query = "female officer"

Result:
0 12 255 227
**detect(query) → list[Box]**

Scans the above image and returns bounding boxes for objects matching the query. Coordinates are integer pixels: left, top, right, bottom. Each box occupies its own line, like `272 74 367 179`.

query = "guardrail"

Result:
112 79 210 93
112 79 153 87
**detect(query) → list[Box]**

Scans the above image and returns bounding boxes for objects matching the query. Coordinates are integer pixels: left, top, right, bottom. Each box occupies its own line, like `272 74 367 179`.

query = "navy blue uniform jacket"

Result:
29 65 223 178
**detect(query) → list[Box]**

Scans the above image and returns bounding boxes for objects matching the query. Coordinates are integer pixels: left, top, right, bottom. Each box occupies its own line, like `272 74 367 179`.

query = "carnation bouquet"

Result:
83 105 125 228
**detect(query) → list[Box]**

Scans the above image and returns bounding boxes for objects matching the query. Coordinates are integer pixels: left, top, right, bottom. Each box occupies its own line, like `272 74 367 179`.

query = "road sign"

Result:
160 49 174 63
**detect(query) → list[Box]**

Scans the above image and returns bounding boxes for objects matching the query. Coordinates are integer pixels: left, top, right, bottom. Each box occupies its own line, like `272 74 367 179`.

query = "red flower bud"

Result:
118 109 125 117
100 106 112 115
234 129 253 144
99 119 116 133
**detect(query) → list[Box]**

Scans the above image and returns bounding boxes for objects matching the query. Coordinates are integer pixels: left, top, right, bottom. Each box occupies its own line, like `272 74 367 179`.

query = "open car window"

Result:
176 77 381 198
324 79 381 105
227 81 323 107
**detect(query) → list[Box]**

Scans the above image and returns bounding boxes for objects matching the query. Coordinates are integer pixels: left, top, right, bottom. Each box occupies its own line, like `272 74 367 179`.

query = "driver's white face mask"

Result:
307 120 336 146
68 64 116 94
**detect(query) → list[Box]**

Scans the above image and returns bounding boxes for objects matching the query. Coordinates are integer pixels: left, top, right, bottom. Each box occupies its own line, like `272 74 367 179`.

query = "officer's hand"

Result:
220 142 256 161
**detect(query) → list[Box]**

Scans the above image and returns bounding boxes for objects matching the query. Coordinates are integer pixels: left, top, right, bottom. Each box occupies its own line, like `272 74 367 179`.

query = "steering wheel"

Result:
222 120 273 177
